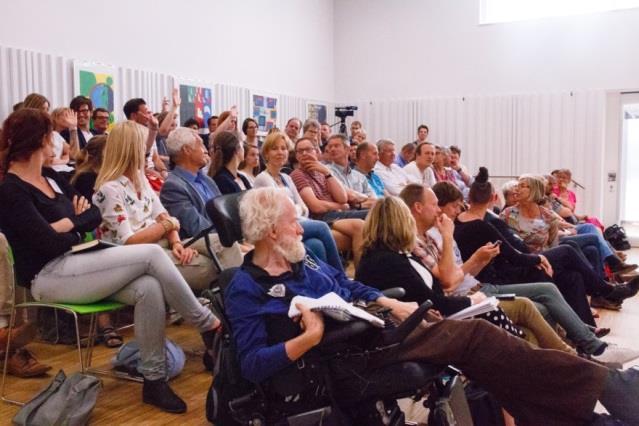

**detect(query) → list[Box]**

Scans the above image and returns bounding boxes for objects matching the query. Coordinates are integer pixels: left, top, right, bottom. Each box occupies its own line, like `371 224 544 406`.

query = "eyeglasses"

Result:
295 147 315 155
77 108 91 113
94 115 109 120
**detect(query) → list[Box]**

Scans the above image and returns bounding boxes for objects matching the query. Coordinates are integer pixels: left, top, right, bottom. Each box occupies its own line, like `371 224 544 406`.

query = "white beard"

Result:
274 235 306 264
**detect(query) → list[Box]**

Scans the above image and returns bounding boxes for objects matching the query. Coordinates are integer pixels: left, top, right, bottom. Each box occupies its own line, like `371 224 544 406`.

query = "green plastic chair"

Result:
1 241 140 407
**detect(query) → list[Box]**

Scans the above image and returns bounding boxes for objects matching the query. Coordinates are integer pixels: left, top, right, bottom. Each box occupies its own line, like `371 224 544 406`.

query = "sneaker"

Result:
6 348 52 377
591 344 639 365
591 296 622 311
142 378 187 413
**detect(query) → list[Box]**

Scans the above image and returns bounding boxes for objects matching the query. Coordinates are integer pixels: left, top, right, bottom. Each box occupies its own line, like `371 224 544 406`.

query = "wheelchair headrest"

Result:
206 191 247 248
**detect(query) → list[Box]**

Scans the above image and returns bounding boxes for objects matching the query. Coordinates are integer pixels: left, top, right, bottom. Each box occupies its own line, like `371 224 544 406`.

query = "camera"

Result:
335 106 358 119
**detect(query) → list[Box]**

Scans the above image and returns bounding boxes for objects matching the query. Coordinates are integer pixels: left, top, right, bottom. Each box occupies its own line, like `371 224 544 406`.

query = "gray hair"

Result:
239 187 289 244
328 133 349 148
376 139 395 151
166 127 201 158
303 118 320 133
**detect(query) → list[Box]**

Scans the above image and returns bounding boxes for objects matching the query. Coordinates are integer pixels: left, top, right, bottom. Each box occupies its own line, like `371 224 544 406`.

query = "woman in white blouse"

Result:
93 121 215 291
253 131 344 270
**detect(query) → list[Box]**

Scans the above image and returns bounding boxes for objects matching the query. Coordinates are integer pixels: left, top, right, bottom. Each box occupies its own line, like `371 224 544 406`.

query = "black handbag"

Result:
604 225 631 251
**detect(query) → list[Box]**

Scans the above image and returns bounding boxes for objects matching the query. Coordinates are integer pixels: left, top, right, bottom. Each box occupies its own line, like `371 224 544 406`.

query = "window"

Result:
480 0 639 24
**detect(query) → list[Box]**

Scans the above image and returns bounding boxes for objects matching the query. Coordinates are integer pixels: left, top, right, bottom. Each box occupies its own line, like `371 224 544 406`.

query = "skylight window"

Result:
480 0 639 24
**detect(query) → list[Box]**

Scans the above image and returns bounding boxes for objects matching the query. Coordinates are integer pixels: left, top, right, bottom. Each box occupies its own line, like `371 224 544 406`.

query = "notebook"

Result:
446 297 500 320
288 292 385 328
69 239 117 254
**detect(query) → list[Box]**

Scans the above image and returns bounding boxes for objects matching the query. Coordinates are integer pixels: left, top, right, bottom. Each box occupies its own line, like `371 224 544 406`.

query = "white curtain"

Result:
0 46 72 120
348 91 605 216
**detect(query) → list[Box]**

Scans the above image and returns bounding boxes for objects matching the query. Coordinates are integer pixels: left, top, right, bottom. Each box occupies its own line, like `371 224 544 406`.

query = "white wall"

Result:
0 0 334 101
334 0 639 101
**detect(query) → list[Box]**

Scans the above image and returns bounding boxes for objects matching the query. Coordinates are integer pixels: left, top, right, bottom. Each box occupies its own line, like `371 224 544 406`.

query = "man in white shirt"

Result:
373 139 411 196
403 142 437 188
326 134 377 209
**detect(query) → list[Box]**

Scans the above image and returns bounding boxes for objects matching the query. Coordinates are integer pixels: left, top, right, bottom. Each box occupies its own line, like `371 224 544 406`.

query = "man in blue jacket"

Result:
225 187 639 426
160 127 243 271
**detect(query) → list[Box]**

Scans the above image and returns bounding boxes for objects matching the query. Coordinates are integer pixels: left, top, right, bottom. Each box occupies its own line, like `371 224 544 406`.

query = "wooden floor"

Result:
1 250 639 425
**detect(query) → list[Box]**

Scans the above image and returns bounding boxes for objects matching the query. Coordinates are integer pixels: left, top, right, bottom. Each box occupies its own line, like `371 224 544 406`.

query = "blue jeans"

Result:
300 219 343 271
480 282 604 354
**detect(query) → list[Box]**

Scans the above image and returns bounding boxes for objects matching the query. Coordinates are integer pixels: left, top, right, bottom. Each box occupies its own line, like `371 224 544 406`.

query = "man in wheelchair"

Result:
220 188 639 425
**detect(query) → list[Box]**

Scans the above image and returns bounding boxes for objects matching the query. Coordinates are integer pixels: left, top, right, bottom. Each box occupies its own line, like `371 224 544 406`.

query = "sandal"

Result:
100 327 123 348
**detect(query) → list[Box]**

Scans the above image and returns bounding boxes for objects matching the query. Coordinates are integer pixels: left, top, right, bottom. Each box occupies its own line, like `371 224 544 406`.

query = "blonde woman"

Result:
93 121 215 292
355 196 575 352
253 132 345 270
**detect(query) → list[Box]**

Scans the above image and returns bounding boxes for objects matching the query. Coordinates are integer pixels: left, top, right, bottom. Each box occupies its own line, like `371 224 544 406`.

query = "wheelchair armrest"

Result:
381 287 406 299
182 225 214 248
318 320 372 348
381 300 433 346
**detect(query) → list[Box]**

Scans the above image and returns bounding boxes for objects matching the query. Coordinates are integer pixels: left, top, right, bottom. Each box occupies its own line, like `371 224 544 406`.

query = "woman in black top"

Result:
0 109 221 414
208 131 251 194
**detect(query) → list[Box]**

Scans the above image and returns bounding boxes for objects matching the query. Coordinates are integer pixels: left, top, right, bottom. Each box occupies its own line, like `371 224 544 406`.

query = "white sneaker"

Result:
591 344 639 365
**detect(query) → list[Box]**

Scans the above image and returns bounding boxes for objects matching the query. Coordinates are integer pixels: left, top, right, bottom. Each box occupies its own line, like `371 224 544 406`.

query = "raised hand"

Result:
172 88 181 108
62 110 78 129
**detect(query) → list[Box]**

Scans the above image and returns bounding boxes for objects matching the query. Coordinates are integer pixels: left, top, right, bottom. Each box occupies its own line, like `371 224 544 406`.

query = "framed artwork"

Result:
178 84 213 129
73 61 117 127
306 101 328 123
251 91 279 135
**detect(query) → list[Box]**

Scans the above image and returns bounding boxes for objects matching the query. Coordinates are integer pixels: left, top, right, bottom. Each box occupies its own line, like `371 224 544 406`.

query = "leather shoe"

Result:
5 348 52 377
142 378 187 413
590 296 622 311
0 323 37 352
606 277 639 302
610 262 638 275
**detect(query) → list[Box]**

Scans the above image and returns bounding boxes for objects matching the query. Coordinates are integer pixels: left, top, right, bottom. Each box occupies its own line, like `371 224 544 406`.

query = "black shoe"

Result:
142 378 187 414
605 279 639 302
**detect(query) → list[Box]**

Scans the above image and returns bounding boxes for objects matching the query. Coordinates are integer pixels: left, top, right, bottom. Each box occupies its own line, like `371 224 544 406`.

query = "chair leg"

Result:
70 310 84 373
1 306 24 406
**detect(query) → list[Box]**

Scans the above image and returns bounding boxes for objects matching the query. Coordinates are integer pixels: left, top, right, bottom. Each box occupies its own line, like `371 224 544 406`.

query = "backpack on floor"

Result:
13 370 101 426
604 225 631 251
111 338 185 380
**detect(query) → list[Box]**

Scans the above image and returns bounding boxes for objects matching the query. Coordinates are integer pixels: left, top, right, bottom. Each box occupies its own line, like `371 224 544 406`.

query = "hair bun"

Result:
476 167 489 183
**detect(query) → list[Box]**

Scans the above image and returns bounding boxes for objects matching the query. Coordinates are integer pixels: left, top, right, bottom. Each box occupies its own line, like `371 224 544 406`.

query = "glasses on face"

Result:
94 115 109 120
78 108 90 114
296 147 315 155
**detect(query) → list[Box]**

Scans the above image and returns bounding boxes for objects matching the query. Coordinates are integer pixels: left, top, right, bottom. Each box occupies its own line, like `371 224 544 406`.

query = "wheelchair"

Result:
203 192 474 426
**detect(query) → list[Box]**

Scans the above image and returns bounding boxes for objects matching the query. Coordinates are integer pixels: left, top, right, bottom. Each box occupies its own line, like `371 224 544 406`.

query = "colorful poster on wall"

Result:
251 92 279 135
306 102 328 123
179 84 213 129
73 62 117 126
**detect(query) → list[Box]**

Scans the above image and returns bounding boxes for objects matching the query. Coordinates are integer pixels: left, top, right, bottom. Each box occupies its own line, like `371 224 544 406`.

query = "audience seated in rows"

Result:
225 186 639 426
